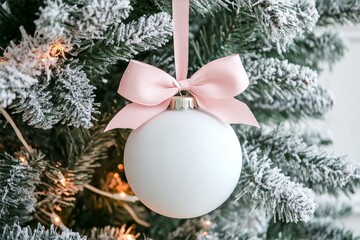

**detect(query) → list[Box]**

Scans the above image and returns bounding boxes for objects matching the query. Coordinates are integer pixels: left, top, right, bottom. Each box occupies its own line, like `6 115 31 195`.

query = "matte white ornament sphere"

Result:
124 109 242 218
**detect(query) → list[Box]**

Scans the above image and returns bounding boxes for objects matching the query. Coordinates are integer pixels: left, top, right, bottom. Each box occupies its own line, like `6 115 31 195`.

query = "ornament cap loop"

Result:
169 96 197 110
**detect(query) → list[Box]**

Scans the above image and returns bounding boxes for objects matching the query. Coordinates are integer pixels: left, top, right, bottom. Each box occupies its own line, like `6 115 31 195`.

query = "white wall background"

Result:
319 26 360 233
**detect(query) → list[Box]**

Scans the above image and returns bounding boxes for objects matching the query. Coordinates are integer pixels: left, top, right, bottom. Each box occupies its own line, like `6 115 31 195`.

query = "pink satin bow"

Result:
105 54 259 131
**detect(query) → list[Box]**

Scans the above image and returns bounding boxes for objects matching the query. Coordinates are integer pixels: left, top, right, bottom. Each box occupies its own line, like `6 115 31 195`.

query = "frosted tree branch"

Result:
236 0 319 48
53 63 97 128
81 12 172 76
316 0 360 26
237 143 316 223
241 55 318 103
12 84 59 130
0 64 37 108
245 128 357 194
0 223 85 240
0 150 44 225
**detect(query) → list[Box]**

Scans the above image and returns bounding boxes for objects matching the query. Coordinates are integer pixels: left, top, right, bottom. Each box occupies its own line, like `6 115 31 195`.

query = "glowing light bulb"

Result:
54 216 61 224
125 234 136 240
50 42 67 58
118 164 124 171
18 155 27 164
120 192 126 198
204 220 211 226
0 57 9 64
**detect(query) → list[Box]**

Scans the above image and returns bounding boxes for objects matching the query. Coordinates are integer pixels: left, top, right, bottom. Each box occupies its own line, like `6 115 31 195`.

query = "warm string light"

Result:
201 218 212 229
118 163 124 171
54 170 67 186
0 57 9 64
50 212 66 229
53 215 61 225
199 218 213 238
124 235 136 240
109 172 138 201
120 225 140 240
49 42 67 58
39 40 69 64
17 155 28 165
202 231 209 237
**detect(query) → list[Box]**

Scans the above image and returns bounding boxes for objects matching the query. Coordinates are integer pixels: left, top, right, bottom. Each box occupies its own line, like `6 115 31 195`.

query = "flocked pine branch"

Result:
241 55 318 102
209 203 269 239
12 83 59 130
0 64 37 108
4 26 64 79
235 0 319 48
244 128 358 195
238 55 328 122
35 0 132 41
300 126 333 146
280 32 347 70
299 218 358 240
0 223 85 240
79 12 172 77
3 26 97 129
0 150 44 226
248 84 333 122
314 201 352 218
269 218 358 240
68 0 132 40
267 200 359 239
188 0 319 70
316 0 360 26
52 63 97 128
89 225 143 240
236 143 316 223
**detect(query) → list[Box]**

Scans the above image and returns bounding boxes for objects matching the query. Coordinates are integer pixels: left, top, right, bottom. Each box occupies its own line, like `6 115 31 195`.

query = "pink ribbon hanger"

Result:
105 0 259 131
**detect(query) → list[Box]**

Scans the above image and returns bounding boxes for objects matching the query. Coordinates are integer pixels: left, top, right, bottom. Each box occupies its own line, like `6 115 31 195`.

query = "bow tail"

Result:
195 96 260 128
105 100 170 131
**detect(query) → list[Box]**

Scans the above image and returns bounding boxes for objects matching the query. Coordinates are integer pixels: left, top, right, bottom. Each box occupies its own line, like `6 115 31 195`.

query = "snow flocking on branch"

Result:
53 63 97 128
316 0 360 26
0 150 46 226
36 0 132 41
81 12 172 75
237 0 319 49
34 0 74 39
0 223 86 240
4 27 63 80
12 84 59 130
238 54 334 120
248 128 357 194
210 203 269 239
0 64 37 108
241 55 318 103
115 12 173 56
237 143 316 223
71 0 132 40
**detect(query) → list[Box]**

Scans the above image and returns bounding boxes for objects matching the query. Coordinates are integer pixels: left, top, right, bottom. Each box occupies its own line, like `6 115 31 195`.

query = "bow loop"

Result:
119 60 178 106
189 55 249 99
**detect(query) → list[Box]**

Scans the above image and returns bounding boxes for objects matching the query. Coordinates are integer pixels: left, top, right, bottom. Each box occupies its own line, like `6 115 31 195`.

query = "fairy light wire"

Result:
0 107 33 155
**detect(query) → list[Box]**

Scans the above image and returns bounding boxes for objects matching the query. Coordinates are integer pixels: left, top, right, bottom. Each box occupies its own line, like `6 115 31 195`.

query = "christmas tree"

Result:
1 0 360 239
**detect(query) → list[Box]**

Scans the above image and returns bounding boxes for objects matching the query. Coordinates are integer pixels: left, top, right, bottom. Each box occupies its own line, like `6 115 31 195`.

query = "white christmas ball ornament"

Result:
124 96 242 218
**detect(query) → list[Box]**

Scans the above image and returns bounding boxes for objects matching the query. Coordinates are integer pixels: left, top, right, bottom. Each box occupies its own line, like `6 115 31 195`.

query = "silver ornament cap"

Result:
170 96 197 110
